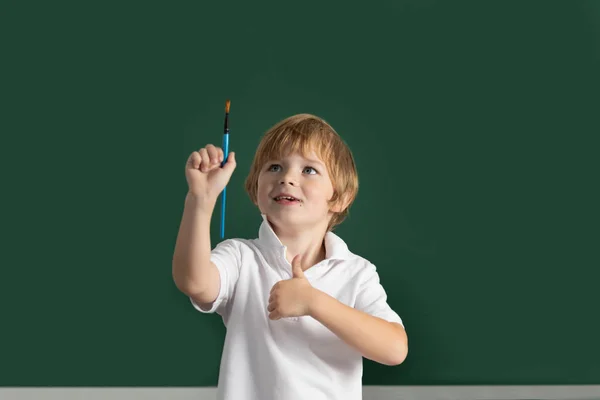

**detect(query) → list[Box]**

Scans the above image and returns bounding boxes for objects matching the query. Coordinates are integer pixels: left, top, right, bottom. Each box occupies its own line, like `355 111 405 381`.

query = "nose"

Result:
279 169 298 186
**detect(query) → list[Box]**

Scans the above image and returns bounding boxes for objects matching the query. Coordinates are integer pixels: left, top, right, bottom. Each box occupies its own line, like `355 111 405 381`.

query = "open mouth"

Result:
273 195 301 203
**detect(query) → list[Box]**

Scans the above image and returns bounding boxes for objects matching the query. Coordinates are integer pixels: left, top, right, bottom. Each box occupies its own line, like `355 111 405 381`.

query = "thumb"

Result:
292 254 305 278
220 151 237 174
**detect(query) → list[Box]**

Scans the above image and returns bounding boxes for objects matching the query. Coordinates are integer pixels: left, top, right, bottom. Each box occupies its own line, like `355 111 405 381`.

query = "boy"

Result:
172 114 407 400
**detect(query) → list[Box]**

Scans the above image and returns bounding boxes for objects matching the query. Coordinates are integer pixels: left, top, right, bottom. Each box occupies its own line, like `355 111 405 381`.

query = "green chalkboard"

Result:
2 0 599 386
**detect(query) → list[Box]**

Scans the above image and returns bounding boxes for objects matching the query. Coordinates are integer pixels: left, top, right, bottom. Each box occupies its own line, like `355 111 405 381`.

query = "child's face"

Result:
257 151 335 232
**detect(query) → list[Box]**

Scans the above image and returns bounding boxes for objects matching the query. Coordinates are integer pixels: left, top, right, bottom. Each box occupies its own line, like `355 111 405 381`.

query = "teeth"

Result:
275 196 297 201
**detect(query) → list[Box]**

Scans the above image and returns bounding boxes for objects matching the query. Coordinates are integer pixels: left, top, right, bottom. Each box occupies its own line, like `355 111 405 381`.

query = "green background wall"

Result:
2 0 599 386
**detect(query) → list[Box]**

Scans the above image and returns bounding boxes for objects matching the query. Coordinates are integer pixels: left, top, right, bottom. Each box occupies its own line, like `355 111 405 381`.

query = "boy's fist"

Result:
267 255 316 320
186 144 236 202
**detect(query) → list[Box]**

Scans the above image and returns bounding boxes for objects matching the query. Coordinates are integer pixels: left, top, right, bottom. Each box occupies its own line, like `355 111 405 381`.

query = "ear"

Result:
330 192 351 213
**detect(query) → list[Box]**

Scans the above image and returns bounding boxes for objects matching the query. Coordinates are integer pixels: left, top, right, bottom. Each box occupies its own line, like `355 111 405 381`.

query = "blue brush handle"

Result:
220 132 229 239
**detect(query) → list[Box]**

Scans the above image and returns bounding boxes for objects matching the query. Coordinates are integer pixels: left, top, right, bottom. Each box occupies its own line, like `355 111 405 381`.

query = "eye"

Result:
303 166 317 175
267 164 281 172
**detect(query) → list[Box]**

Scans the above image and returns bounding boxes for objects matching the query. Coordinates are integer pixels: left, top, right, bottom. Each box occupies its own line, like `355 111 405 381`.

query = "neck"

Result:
268 219 329 270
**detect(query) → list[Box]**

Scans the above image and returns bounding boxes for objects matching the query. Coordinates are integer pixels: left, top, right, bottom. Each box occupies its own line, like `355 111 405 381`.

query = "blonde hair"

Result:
245 114 358 231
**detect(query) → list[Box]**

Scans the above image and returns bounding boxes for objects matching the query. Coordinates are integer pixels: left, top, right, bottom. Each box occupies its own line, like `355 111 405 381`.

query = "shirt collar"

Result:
257 214 350 262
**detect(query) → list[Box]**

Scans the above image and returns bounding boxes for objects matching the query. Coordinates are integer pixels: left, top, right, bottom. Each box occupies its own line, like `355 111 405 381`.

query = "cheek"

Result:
306 182 334 203
256 177 270 202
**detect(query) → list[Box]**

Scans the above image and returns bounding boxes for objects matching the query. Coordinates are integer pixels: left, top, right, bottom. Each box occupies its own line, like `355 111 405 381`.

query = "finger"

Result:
292 254 304 278
198 148 210 172
269 311 281 320
267 302 275 312
205 144 220 165
222 151 236 172
270 282 278 294
218 147 224 163
292 254 302 267
189 152 201 169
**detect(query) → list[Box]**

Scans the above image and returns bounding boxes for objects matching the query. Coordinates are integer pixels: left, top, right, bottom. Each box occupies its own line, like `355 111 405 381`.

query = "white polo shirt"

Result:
191 215 403 400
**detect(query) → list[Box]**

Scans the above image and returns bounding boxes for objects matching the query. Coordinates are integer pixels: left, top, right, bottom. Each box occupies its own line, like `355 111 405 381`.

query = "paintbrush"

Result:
220 99 230 239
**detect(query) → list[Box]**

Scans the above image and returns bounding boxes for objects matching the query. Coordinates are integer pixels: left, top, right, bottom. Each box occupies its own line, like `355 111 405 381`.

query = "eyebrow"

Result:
303 158 326 168
268 157 325 168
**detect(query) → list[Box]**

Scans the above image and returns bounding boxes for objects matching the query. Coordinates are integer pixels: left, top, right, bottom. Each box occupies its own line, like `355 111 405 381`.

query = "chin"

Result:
265 212 304 226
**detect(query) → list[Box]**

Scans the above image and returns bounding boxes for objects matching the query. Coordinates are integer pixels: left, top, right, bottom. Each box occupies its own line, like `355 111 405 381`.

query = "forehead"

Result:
270 150 324 164
265 138 328 162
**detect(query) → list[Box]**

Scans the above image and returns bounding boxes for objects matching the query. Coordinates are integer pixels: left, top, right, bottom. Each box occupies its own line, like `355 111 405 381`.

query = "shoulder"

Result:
327 231 375 270
212 237 264 257
213 237 256 249
210 238 265 274
336 249 379 283
212 238 242 252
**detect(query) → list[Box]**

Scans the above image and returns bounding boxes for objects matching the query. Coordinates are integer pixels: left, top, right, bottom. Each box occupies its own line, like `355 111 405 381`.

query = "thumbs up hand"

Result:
268 255 317 320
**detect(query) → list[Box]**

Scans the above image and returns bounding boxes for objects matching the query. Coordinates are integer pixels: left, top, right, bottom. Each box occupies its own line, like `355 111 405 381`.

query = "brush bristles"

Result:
225 99 230 114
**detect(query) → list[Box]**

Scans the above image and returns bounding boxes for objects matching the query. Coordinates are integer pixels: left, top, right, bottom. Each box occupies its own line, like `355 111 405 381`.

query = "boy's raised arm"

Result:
172 144 236 304
172 194 221 304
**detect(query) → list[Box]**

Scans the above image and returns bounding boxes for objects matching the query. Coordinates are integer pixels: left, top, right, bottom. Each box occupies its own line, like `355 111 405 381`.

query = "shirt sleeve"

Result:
354 264 404 327
190 239 241 316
